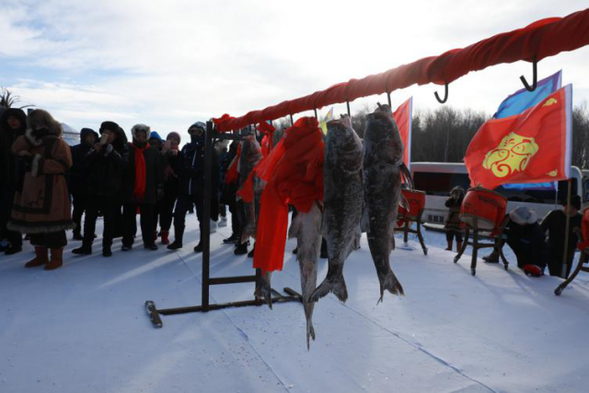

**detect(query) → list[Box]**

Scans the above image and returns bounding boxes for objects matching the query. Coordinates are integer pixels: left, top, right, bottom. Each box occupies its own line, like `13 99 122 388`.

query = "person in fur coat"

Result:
8 109 74 270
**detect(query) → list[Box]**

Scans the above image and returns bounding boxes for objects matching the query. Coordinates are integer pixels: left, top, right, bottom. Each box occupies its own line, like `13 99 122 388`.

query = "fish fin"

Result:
310 273 348 303
288 213 301 240
306 322 316 351
378 271 404 303
255 274 273 310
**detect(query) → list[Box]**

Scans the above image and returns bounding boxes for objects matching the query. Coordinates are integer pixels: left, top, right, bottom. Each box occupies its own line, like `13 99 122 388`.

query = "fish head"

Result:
325 116 363 173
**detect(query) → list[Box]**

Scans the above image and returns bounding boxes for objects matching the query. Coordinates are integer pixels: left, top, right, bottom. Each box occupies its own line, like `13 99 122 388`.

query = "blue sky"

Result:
1 0 588 142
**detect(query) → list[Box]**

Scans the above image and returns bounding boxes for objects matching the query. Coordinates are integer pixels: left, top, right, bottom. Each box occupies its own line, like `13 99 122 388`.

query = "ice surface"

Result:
1 214 588 393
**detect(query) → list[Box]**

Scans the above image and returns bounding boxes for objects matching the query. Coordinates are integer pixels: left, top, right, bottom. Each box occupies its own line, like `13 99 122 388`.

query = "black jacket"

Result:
177 142 219 198
123 142 163 205
0 108 27 190
69 128 99 195
85 128 129 199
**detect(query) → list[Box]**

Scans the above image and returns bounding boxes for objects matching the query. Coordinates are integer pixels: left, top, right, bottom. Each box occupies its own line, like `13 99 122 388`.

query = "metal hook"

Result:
520 56 538 92
434 82 449 104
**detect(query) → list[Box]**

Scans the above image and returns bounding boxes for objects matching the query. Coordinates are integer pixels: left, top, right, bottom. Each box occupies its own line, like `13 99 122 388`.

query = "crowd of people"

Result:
0 108 250 270
444 186 584 279
0 107 585 276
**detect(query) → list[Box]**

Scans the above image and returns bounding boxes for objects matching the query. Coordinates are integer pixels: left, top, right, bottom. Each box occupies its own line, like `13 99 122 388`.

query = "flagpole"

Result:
561 178 573 278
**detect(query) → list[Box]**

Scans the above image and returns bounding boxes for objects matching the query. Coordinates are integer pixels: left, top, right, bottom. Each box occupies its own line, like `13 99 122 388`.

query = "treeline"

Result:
275 104 589 169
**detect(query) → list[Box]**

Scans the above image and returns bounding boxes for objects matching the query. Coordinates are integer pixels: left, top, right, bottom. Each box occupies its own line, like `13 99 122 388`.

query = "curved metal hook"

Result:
434 83 449 104
520 56 538 92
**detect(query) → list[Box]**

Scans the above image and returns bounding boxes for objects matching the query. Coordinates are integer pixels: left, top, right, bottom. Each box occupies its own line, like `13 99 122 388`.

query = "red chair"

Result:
396 189 428 255
555 208 589 296
454 187 509 276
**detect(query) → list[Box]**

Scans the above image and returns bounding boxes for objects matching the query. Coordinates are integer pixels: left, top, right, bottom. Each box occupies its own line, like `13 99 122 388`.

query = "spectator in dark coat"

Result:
72 121 128 257
155 132 181 245
121 124 163 251
0 108 27 255
167 121 219 252
444 186 465 252
220 141 240 245
69 127 98 240
541 195 583 278
505 206 548 275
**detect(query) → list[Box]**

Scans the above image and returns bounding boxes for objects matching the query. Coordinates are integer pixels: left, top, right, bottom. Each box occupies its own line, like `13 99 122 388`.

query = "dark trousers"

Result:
1 188 22 247
84 196 118 248
547 246 575 278
71 193 89 235
173 195 203 242
445 230 463 243
154 191 177 232
30 231 67 249
123 203 155 246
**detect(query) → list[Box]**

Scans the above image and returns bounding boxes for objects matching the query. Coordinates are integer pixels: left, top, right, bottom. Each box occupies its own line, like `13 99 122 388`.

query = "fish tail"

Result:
310 271 348 303
240 224 255 245
378 271 404 303
255 274 273 309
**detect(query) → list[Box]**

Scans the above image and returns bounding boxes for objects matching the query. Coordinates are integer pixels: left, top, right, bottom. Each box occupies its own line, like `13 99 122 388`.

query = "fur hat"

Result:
25 109 62 145
509 206 538 225
131 124 151 139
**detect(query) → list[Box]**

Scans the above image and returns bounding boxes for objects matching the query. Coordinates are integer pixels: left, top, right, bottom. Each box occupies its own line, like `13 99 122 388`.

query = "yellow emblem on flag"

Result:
547 170 558 177
482 132 539 178
543 98 558 107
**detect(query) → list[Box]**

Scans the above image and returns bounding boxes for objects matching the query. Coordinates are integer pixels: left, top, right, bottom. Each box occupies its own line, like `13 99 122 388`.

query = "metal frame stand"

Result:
145 121 301 328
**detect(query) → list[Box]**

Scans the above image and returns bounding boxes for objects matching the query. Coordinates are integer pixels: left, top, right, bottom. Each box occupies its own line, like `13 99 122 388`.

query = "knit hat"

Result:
166 131 181 143
80 127 98 141
131 124 151 139
149 131 163 142
100 121 120 133
509 206 538 225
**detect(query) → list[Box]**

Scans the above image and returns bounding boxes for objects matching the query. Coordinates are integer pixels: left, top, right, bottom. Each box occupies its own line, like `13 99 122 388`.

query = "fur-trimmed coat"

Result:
8 129 74 234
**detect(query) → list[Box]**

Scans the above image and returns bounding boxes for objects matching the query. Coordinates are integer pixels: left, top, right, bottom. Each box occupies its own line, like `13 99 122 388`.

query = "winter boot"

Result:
102 240 112 257
25 247 48 268
167 225 184 250
223 233 239 244
483 249 499 263
72 241 92 255
161 231 170 245
45 248 64 270
234 241 248 255
445 239 453 251
194 242 203 253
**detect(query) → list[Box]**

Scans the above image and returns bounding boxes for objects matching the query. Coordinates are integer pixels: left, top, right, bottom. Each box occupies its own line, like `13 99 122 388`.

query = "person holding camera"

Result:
72 121 129 257
8 109 74 270
444 186 465 252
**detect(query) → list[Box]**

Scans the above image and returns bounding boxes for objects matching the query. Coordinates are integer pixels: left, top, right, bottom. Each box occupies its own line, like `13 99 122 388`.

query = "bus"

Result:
411 162 588 226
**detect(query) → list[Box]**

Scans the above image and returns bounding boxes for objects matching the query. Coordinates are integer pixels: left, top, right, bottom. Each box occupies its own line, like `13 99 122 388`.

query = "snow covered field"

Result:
1 213 589 393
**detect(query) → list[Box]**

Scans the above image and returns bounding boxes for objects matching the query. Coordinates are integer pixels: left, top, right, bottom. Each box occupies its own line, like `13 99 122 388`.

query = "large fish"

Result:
288 201 323 349
363 104 405 302
310 116 363 303
238 135 263 244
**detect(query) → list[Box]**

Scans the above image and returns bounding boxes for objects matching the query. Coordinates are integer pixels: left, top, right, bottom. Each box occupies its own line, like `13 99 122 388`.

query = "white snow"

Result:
1 214 589 393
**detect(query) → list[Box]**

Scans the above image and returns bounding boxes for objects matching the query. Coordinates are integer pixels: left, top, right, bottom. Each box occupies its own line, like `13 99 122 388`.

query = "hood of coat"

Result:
0 108 27 136
25 109 63 146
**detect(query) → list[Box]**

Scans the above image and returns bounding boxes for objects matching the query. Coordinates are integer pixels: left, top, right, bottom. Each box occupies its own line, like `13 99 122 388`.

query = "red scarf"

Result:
131 142 150 201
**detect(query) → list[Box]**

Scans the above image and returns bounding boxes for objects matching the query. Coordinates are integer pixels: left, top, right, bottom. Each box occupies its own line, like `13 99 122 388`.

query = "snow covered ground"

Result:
1 213 589 393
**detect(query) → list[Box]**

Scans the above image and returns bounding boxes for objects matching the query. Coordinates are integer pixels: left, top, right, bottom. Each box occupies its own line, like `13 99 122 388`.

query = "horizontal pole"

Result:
156 294 301 316
212 131 244 141
209 275 258 285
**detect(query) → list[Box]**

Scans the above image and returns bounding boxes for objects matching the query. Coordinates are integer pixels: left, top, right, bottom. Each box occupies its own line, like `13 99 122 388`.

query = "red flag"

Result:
393 97 412 168
464 85 572 190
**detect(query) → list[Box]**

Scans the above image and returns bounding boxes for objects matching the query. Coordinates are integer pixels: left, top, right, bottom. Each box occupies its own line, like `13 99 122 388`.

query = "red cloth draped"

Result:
215 9 589 132
131 143 150 201
253 118 324 273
